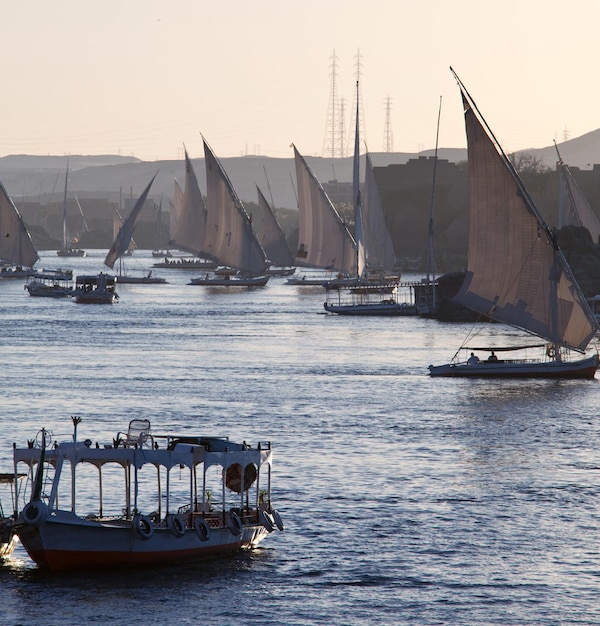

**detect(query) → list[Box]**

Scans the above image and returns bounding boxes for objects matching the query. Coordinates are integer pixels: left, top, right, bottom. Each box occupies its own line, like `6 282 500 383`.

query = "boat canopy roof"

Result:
14 436 272 472
75 274 117 286
465 343 547 352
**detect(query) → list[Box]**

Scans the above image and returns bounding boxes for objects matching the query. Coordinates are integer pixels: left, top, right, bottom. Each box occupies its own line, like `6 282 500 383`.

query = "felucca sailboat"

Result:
288 145 356 285
324 82 405 315
104 174 166 284
189 138 269 286
57 160 86 257
556 142 600 242
0 180 38 277
255 184 295 274
429 69 599 378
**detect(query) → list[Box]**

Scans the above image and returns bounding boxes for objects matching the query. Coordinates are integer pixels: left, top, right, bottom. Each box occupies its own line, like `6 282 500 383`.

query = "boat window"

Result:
136 465 161 516
161 465 193 515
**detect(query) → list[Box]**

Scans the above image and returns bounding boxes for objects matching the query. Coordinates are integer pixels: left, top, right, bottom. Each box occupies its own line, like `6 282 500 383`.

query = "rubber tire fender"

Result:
271 508 284 531
194 516 211 541
226 511 243 536
133 514 154 540
166 513 186 538
258 509 275 533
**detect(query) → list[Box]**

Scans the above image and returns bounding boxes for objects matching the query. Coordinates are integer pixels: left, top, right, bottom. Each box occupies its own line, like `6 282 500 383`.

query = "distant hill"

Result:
521 129 600 170
0 130 597 210
0 154 140 171
419 130 600 171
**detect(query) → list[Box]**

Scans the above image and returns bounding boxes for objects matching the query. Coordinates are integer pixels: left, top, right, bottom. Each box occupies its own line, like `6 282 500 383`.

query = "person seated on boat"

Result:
467 352 480 365
487 351 498 362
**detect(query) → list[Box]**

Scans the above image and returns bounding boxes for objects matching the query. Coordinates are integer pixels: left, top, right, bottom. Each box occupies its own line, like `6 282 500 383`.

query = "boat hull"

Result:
189 276 269 287
428 354 599 378
26 285 73 298
74 293 117 304
265 267 296 276
324 302 418 316
286 278 327 286
116 276 167 284
16 514 269 571
57 249 86 257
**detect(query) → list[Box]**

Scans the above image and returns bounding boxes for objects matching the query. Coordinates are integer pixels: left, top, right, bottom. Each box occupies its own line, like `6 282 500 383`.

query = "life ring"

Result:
133 514 154 540
166 513 186 538
271 509 284 531
194 517 211 542
22 500 48 526
258 509 275 533
226 511 243 536
546 345 556 358
225 463 258 493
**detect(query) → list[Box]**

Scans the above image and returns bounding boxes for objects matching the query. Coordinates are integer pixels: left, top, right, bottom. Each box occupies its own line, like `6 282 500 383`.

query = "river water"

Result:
1 251 600 625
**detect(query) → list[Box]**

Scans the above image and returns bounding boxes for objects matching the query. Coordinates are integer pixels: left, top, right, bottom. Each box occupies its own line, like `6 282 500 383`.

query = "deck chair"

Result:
117 419 153 448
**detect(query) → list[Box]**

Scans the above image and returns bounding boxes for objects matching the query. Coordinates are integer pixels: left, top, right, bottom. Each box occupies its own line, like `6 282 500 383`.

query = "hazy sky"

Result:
4 0 599 161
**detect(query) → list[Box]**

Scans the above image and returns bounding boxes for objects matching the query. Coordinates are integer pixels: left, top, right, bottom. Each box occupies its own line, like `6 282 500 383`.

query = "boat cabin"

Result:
75 273 118 292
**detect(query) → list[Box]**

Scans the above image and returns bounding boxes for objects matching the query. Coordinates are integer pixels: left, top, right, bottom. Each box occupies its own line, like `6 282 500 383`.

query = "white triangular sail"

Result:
153 198 163 250
203 138 268 275
74 193 89 234
293 145 356 274
362 153 396 274
558 159 600 243
452 79 596 352
255 185 294 267
0 180 38 268
170 149 209 257
104 175 156 269
112 209 137 253
170 180 184 243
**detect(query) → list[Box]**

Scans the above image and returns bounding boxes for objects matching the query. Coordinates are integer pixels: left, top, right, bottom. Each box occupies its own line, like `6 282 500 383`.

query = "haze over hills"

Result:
1 130 598 211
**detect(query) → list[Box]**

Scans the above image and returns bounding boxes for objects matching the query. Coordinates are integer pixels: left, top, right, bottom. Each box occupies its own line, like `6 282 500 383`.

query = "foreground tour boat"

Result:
11 417 282 571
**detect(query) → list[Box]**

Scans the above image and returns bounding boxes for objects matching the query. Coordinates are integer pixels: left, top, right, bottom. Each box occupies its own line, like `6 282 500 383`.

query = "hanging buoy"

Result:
22 500 48 526
225 463 258 493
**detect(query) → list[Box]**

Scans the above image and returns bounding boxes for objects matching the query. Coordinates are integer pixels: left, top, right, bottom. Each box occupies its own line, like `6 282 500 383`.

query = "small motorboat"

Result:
115 271 167 285
0 265 34 279
189 272 269 287
57 247 86 257
73 273 119 304
25 269 74 298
